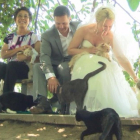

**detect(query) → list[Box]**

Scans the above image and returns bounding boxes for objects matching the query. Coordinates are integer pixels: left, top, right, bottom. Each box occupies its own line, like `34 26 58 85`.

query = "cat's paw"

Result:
6 109 17 114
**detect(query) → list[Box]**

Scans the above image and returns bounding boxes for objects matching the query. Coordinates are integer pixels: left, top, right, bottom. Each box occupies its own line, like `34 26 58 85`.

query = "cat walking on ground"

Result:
76 108 122 140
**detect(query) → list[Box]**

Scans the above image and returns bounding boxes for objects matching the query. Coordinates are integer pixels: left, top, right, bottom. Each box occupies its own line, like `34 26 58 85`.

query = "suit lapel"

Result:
52 23 77 56
52 26 63 55
70 22 77 36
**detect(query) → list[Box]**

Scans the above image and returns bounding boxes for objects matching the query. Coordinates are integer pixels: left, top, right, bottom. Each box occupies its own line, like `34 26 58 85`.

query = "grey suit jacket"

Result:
40 21 80 75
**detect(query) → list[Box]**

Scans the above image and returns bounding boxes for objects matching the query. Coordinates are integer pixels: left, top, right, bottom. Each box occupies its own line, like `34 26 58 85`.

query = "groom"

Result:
30 5 80 114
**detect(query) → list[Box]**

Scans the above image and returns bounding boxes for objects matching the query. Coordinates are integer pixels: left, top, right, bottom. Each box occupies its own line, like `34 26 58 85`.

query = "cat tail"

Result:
99 119 115 140
69 52 89 72
84 61 106 81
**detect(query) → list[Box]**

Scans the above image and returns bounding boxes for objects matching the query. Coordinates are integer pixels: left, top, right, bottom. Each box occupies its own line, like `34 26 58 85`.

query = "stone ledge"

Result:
0 113 140 126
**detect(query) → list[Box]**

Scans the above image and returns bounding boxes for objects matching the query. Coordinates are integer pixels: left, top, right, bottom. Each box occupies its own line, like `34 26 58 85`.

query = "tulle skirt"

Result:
70 54 139 118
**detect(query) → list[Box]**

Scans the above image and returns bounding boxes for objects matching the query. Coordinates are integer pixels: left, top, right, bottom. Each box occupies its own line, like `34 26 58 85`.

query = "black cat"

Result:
57 61 106 114
0 92 35 112
76 108 122 140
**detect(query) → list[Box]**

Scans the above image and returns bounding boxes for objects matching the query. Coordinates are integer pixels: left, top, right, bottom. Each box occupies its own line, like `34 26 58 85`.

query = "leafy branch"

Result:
91 0 97 12
112 0 140 24
56 0 61 5
68 0 81 20
34 0 41 33
111 0 140 47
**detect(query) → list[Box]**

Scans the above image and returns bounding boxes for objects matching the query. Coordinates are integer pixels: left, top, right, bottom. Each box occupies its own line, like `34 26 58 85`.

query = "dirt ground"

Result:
0 120 140 140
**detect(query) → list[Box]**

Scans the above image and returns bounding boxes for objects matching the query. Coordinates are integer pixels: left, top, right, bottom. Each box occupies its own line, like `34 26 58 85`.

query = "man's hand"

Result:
47 77 60 93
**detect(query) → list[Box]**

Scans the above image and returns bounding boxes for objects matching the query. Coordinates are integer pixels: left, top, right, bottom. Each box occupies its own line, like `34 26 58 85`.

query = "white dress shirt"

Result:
45 28 72 80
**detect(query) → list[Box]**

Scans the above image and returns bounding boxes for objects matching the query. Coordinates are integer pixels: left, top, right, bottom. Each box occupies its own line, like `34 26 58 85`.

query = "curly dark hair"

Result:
14 7 32 21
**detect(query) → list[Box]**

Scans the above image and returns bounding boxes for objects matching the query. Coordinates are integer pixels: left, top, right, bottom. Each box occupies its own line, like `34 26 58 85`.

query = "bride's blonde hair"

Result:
95 8 115 23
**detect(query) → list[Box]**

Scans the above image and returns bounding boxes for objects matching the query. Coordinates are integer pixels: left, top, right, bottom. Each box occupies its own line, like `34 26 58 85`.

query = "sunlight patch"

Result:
27 133 40 137
58 128 65 133
37 127 46 131
0 123 3 126
62 134 67 137
137 130 140 134
16 135 21 139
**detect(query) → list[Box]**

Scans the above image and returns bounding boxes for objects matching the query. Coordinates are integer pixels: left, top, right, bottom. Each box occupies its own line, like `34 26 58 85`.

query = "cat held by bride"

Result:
69 43 111 70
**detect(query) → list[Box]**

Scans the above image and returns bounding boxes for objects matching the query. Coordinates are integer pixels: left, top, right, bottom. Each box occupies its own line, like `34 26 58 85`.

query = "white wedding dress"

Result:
69 40 139 118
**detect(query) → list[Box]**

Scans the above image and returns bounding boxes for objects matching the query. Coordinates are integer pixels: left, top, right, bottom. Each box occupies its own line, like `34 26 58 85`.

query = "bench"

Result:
0 51 33 95
16 80 33 95
0 79 33 95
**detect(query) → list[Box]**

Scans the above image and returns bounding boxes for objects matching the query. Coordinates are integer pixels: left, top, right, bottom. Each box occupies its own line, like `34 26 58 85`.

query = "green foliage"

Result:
0 1 16 45
61 0 68 5
123 71 135 87
81 0 87 2
0 0 30 46
0 0 140 47
123 56 140 87
0 0 94 47
47 90 53 99
134 57 140 79
127 0 139 11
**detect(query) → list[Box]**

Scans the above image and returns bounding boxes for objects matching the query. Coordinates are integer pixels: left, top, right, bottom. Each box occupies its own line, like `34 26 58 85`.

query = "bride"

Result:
67 6 140 117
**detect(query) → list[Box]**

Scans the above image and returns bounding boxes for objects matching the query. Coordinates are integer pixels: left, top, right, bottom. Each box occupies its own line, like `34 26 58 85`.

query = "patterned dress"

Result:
3 31 40 61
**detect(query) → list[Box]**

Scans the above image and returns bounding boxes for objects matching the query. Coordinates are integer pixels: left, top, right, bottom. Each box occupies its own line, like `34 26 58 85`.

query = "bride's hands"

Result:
133 76 139 83
19 45 32 52
89 46 97 54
